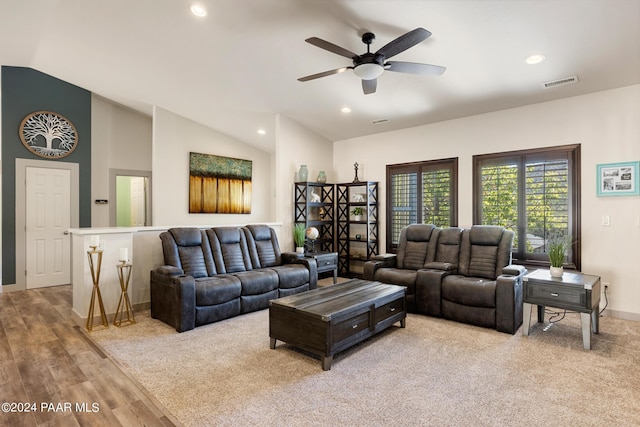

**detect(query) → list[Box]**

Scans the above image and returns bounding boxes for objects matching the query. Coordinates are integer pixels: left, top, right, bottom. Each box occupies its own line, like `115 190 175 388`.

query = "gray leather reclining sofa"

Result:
364 224 525 334
150 224 317 332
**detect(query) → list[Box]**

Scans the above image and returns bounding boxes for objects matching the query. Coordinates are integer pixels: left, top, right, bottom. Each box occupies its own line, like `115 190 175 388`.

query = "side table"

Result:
522 269 601 349
114 262 136 327
305 251 338 284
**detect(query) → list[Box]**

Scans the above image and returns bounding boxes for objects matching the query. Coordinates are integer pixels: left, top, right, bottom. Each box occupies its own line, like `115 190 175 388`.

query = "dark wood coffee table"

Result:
269 279 406 370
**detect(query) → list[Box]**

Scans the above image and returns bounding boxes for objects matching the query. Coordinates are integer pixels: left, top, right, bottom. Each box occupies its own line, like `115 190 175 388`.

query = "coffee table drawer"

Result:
375 296 404 324
333 311 370 342
525 282 586 308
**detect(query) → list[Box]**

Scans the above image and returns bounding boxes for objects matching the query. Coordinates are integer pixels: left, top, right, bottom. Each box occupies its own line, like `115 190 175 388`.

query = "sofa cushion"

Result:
194 276 241 306
166 228 215 278
441 275 496 308
468 245 499 279
211 227 251 273
234 270 279 295
374 268 417 295
269 264 309 289
434 227 463 266
397 224 436 270
244 225 283 268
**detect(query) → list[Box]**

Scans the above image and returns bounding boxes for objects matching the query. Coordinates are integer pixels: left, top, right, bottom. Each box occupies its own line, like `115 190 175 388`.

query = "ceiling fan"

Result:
298 27 446 95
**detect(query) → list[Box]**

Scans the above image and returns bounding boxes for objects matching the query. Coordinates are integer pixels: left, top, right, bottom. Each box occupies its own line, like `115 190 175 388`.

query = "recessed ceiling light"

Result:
257 129 266 135
525 54 546 65
190 4 207 17
341 107 351 113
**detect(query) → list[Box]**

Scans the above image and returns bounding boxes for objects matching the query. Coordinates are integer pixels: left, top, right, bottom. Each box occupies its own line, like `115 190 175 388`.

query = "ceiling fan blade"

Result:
362 78 377 95
298 67 351 82
375 28 432 59
305 37 358 59
385 61 446 75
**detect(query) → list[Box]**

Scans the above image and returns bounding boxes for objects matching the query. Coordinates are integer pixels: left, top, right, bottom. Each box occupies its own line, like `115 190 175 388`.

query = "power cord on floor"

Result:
546 308 567 323
599 285 609 315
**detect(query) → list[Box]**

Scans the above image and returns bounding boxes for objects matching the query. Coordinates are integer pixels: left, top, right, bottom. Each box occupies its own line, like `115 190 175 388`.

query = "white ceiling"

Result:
1 0 639 153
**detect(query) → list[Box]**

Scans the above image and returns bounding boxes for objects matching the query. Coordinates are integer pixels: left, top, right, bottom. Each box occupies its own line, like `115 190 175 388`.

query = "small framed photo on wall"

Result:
596 161 640 196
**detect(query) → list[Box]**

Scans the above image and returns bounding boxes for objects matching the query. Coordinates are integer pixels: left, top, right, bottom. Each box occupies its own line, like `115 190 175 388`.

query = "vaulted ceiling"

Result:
2 0 639 152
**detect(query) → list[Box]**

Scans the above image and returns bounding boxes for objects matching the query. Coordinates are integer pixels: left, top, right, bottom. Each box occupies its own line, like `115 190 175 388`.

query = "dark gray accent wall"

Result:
1 66 92 285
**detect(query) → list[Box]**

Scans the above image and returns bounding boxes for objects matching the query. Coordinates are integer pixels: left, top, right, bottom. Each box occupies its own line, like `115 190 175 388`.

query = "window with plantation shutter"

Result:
387 158 458 252
473 145 580 269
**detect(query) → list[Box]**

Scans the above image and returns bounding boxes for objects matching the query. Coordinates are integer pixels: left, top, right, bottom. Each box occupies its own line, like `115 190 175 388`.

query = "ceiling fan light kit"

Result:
298 27 446 94
353 63 384 80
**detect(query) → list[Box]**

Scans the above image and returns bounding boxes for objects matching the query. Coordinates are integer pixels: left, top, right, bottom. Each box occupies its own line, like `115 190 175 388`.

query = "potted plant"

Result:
548 237 568 277
350 207 365 221
294 223 306 255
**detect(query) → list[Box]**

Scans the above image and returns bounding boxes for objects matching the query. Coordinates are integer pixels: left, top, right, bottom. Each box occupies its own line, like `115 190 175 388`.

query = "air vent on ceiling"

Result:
371 118 391 125
542 75 579 89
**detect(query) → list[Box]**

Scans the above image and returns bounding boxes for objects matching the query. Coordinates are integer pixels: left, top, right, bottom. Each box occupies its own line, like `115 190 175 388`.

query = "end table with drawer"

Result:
305 251 338 283
522 269 601 350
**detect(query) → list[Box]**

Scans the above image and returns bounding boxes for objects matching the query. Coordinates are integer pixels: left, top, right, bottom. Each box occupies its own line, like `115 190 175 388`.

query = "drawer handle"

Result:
551 293 559 297
325 261 330 265
389 307 396 312
352 324 358 329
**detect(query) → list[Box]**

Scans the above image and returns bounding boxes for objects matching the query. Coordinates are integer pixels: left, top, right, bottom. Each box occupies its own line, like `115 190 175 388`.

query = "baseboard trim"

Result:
600 309 640 322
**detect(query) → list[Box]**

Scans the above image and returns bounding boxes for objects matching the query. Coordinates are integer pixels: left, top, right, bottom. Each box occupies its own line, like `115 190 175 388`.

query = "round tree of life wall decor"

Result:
19 111 78 159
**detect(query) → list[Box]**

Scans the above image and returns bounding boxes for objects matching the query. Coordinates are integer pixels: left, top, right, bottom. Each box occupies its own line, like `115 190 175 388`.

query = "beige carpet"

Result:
89 293 640 427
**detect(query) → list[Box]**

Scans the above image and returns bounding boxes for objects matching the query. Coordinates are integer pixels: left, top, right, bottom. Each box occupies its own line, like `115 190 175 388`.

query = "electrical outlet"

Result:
603 281 610 294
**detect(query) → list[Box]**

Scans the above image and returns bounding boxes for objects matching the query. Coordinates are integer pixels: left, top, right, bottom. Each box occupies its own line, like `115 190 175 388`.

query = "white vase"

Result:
550 266 564 278
295 246 305 256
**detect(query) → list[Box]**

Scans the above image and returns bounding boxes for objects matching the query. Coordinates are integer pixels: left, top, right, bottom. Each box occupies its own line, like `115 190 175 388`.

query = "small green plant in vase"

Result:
294 223 306 255
548 237 569 277
350 207 365 221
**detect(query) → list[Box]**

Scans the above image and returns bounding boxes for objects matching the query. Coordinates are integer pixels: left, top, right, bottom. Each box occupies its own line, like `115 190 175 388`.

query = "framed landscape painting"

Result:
189 152 252 213
596 161 639 197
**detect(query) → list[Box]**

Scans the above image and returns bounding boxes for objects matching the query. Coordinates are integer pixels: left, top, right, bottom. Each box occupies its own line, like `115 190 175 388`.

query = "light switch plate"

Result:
601 215 610 226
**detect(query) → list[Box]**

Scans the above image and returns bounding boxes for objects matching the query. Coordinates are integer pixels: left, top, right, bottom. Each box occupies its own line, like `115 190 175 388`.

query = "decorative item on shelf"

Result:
353 193 365 202
318 207 327 220
316 170 327 183
350 207 364 221
294 223 306 255
353 162 360 183
548 236 569 277
310 190 321 202
306 226 319 252
298 165 309 182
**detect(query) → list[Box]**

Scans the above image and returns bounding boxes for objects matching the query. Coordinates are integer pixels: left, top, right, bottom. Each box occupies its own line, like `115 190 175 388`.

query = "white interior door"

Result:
26 167 71 288
130 177 146 226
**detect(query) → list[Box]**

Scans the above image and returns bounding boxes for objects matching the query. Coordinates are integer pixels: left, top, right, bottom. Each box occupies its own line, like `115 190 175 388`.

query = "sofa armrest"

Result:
423 261 458 273
363 254 397 280
495 273 524 334
155 265 185 276
282 254 318 290
502 264 526 276
150 269 196 332
415 269 453 316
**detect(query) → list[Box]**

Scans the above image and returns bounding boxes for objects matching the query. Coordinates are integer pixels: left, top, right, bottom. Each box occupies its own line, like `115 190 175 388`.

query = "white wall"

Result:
275 114 334 251
333 85 640 318
91 96 152 226
152 107 272 226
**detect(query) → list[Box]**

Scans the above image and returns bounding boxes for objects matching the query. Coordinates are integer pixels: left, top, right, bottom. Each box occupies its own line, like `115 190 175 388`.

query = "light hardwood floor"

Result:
0 284 177 427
